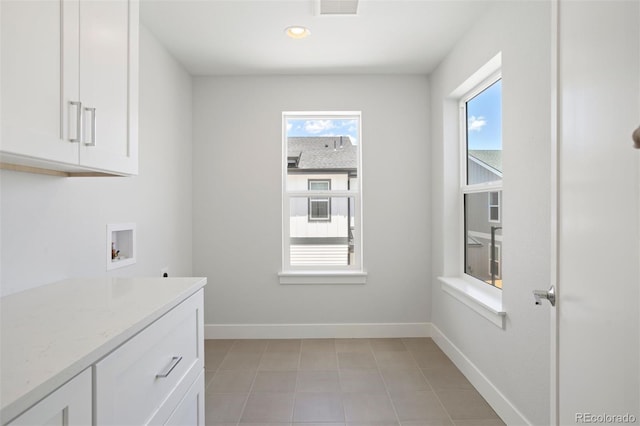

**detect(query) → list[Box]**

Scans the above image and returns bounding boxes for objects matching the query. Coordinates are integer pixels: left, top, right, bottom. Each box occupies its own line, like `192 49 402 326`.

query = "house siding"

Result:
290 245 349 266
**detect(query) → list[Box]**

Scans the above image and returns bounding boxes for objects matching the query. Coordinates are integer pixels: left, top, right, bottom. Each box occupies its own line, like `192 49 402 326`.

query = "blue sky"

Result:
466 79 502 151
286 118 359 145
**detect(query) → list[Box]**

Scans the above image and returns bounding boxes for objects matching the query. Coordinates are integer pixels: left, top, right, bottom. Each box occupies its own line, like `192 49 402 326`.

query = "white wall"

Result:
0 26 193 296
193 75 431 331
430 2 551 425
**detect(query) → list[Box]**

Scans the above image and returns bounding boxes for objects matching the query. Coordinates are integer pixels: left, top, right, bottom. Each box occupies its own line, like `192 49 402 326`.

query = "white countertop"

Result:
0 276 207 424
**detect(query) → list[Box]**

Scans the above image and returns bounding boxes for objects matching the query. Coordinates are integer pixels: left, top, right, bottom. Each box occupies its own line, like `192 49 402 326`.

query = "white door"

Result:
557 0 640 424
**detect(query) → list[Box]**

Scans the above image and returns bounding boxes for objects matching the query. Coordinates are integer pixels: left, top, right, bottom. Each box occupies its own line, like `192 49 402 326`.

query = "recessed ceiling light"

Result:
285 26 311 39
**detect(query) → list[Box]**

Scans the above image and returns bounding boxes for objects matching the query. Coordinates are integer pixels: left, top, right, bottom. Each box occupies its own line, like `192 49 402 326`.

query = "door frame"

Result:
550 1 559 424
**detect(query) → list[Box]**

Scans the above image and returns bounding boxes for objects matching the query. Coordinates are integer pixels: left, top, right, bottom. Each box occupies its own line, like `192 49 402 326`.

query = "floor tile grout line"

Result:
234 339 265 426
335 339 375 424
335 343 347 425
204 341 233 391
291 340 303 423
408 345 456 426
409 343 505 425
371 340 405 426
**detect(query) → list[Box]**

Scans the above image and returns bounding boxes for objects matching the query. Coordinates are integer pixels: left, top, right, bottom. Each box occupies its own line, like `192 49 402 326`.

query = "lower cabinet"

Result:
7 369 92 426
94 290 205 425
6 289 204 426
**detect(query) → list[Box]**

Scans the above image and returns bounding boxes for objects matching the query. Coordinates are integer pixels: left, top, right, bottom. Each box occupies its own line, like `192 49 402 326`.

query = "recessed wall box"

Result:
107 223 136 270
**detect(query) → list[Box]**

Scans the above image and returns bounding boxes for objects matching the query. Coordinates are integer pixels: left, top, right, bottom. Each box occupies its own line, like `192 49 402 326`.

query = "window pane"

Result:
290 196 355 266
309 198 330 220
489 207 500 222
466 79 502 185
464 192 503 288
309 180 330 190
286 118 359 191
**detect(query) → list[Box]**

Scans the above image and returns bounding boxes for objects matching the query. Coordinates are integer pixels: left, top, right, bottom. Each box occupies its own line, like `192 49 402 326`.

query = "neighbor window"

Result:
461 77 503 289
488 191 501 223
282 112 362 271
308 180 331 221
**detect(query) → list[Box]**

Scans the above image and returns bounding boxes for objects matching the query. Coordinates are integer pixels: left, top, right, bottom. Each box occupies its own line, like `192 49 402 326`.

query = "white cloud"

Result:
304 120 335 134
468 116 487 132
286 122 293 132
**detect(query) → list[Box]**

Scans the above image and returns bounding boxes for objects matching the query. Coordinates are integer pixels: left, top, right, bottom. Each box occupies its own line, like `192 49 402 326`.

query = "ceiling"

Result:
140 0 493 76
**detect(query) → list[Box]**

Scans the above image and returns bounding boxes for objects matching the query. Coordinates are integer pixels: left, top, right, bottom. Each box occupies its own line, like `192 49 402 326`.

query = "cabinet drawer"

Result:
94 290 204 425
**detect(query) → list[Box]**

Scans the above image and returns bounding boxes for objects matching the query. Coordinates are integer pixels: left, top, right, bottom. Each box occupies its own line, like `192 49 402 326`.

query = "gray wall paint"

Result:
193 75 431 326
0 26 194 296
430 2 551 425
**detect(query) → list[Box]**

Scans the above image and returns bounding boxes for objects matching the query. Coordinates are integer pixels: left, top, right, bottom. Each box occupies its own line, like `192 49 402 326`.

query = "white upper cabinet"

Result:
1 0 139 176
1 0 79 165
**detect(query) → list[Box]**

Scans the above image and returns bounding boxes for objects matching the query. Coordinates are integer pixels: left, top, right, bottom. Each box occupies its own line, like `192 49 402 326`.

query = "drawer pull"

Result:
155 356 182 379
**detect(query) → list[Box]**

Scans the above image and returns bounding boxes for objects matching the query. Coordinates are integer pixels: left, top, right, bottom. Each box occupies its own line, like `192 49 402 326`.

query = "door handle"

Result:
633 125 640 149
533 286 555 307
69 101 82 143
84 107 96 147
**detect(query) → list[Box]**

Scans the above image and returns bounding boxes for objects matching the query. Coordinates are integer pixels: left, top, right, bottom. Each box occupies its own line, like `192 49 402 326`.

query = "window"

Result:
461 77 503 289
488 191 501 223
308 180 331 221
282 112 362 274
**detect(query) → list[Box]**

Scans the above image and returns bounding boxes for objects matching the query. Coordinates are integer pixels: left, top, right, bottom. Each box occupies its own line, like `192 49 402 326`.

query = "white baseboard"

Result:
204 322 431 340
431 324 531 426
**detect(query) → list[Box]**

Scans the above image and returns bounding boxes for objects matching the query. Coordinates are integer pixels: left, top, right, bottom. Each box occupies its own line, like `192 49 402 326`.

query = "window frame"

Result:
281 111 364 280
459 72 503 289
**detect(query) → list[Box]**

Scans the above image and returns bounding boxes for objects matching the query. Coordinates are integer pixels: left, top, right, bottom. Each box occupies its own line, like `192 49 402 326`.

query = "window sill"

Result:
438 276 506 329
279 271 367 285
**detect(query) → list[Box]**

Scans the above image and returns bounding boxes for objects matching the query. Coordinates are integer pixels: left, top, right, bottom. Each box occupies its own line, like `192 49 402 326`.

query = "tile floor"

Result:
203 338 505 426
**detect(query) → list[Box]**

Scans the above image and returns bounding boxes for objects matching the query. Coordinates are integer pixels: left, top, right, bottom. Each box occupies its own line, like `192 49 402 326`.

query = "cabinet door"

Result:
164 371 205 426
1 0 80 165
78 0 138 175
7 369 91 426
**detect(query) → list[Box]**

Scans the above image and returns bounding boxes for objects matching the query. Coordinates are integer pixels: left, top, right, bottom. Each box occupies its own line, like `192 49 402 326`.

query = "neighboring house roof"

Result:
288 136 357 170
469 150 502 175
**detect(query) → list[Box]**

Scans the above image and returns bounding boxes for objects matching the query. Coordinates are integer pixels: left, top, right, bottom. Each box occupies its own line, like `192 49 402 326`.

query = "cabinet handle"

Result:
84 107 97 147
69 101 82 143
155 356 182 379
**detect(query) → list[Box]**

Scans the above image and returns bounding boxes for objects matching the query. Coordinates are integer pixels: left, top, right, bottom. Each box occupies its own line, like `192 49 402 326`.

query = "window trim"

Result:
281 111 365 282
439 53 504 328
